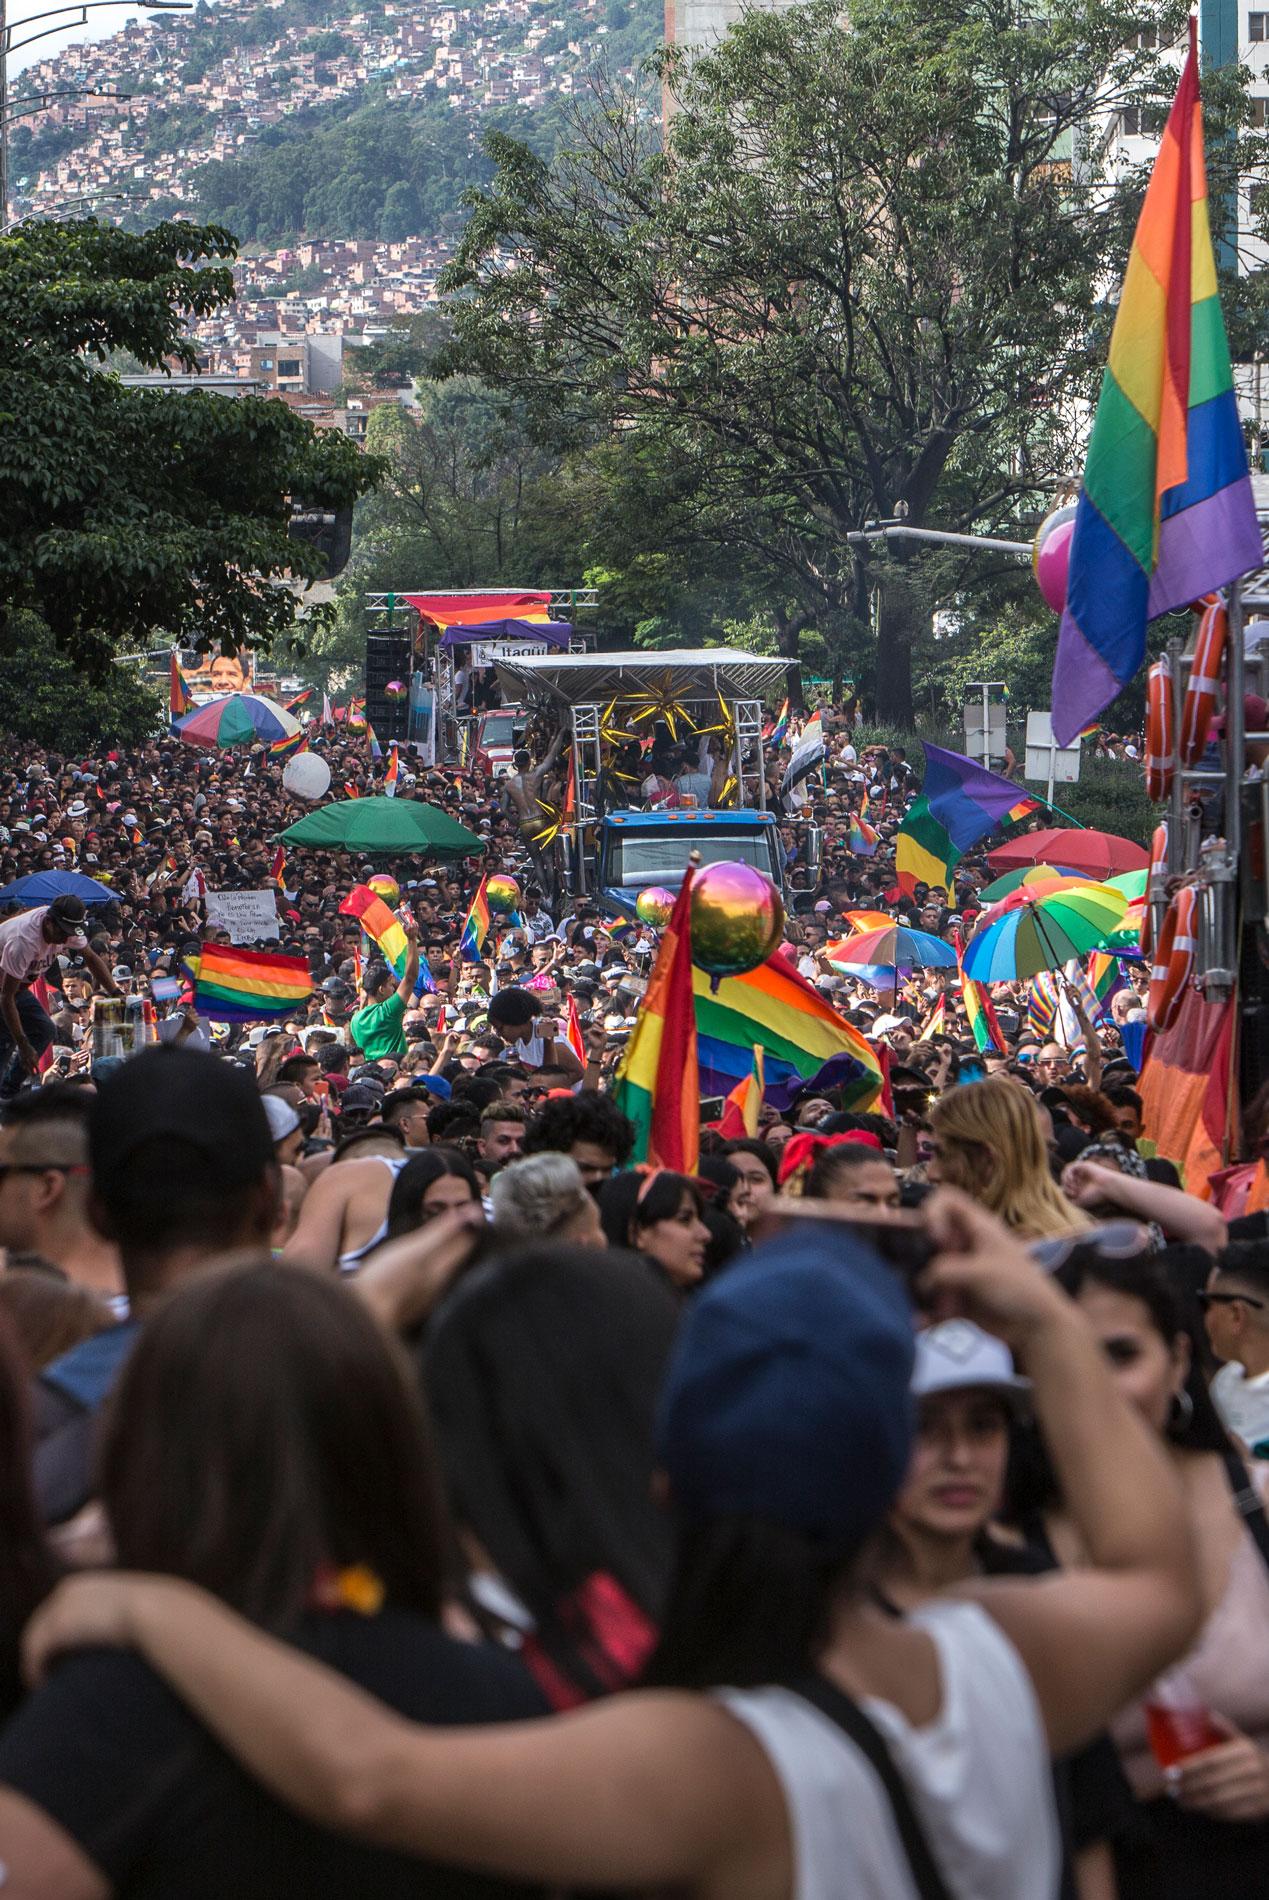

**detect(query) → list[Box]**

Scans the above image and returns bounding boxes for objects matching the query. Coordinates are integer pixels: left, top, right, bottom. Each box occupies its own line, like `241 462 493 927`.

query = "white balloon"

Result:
282 752 331 801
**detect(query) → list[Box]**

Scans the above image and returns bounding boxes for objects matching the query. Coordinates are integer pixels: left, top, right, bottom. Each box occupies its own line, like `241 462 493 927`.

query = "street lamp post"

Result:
0 0 191 223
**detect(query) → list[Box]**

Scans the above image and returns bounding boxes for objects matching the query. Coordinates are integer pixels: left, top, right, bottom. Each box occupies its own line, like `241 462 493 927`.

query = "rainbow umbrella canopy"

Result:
175 693 300 750
976 865 1080 904
962 884 1128 984
977 874 1093 930
830 925 957 990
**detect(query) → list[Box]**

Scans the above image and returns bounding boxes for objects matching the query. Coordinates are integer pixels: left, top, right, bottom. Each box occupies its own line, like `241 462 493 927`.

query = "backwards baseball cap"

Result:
90 1046 275 1187
261 1093 302 1144
911 1320 1029 1409
656 1223 915 1547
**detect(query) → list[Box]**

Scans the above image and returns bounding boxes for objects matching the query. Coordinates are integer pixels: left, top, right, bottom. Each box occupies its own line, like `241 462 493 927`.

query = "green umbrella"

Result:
279 796 484 859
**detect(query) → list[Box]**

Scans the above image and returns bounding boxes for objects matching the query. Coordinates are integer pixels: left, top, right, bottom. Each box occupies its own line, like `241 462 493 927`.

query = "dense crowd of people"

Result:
0 702 1265 1900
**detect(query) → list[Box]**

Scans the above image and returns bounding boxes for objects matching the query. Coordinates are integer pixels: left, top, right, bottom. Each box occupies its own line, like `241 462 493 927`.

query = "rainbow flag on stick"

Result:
1089 950 1128 1019
1051 20 1262 743
921 744 1041 851
459 876 492 962
193 944 312 1023
962 970 1004 1055
612 872 700 1170
692 954 883 1114
384 744 399 797
717 1045 765 1137
340 884 432 997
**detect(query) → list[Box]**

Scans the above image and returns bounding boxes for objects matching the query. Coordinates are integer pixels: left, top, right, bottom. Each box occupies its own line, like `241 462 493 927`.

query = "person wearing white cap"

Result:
879 1320 1030 1613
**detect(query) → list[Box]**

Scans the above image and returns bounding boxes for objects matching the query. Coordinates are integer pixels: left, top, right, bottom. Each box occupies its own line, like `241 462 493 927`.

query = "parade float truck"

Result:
491 649 816 918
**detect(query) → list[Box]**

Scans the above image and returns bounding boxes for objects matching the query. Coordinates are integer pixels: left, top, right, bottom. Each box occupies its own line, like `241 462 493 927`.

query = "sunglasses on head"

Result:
1197 1289 1267 1311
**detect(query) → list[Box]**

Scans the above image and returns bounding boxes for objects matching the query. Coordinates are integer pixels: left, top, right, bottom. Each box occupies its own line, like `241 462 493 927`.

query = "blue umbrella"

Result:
0 870 117 907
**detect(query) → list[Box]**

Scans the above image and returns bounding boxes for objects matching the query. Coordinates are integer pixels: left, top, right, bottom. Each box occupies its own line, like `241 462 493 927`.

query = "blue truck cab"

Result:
597 808 787 920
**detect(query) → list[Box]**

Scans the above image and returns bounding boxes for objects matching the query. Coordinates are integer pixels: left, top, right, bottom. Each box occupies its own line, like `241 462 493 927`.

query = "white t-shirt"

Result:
1212 1363 1269 1452
0 908 86 983
718 1600 1059 1900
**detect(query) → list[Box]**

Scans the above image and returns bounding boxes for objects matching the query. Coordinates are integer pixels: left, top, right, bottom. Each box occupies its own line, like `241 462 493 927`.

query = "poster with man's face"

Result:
181 649 255 695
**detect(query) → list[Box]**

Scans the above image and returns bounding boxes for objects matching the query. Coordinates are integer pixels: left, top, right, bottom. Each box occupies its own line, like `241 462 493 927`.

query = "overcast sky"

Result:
10 4 156 76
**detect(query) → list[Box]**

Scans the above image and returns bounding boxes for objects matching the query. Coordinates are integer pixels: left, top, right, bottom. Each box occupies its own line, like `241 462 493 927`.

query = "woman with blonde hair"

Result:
930 1077 1093 1240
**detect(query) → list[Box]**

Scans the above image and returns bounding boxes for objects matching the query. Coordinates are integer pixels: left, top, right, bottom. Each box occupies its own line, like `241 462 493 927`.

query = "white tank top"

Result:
718 1600 1059 1900
337 1155 410 1272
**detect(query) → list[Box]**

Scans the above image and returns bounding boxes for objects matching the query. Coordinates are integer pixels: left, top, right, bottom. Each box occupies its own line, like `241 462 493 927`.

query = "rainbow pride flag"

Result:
849 813 879 856
384 744 399 797
193 944 313 1023
459 876 492 962
767 698 789 745
341 884 432 997
1089 950 1129 1019
270 730 307 761
896 796 961 900
1051 20 1261 744
612 874 699 1170
692 954 883 1113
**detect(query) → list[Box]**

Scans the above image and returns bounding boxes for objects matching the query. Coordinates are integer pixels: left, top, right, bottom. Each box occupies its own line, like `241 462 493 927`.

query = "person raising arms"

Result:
24 1196 1201 1900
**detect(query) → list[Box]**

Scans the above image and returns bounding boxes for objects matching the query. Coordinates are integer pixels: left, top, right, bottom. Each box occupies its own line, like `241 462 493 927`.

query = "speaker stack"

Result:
365 632 412 743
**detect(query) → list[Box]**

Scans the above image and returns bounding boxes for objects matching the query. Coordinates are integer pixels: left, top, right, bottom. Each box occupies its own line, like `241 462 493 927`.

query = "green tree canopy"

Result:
0 218 379 676
440 0 1265 724
0 612 161 749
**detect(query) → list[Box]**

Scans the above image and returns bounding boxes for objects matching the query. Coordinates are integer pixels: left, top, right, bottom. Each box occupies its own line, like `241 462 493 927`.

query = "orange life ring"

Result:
1178 595 1227 766
1139 821 1168 959
1144 656 1175 802
1147 886 1197 1034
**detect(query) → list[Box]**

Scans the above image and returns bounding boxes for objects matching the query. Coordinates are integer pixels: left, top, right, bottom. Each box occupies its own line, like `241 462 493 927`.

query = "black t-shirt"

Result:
0 1607 546 1898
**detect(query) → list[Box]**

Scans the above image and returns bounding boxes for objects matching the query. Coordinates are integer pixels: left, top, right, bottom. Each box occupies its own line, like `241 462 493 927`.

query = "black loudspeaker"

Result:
365 632 412 742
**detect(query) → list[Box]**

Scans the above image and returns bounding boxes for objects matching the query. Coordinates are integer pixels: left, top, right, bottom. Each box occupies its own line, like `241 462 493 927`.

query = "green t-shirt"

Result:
350 991 406 1059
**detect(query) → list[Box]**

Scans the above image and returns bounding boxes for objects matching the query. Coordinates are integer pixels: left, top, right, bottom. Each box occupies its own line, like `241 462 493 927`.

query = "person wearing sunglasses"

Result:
1203 1244 1269 1458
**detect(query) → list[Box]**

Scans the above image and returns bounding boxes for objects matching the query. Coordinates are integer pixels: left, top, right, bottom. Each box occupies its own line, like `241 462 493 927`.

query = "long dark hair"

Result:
596 1170 704 1253
99 1260 448 1630
424 1244 679 1680
643 1514 857 1690
0 1311 59 1717
1055 1246 1229 1453
386 1146 480 1238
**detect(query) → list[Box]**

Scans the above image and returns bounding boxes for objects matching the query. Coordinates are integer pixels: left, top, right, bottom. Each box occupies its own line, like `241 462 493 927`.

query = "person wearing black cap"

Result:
31 1046 279 1526
0 896 119 1098
26 1196 1202 1896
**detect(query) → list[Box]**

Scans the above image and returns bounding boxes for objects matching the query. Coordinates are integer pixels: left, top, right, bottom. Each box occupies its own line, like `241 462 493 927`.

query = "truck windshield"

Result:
481 715 519 745
605 830 779 888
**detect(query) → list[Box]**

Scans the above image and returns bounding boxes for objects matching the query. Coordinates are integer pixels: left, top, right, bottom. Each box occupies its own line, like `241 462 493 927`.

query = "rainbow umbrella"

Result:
977 864 1080 904
175 693 300 750
962 883 1128 984
976 874 1092 930
830 925 957 992
1104 869 1149 902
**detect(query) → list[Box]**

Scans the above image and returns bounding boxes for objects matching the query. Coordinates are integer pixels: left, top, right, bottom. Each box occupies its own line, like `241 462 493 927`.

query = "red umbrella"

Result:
986 827 1148 880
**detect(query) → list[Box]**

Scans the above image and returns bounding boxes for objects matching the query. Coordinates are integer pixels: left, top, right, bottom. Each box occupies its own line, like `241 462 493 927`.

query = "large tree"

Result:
0 218 378 676
439 0 1263 723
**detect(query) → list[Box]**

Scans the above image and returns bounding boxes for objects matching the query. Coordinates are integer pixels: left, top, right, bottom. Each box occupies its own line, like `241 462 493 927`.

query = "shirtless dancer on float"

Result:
503 728 566 903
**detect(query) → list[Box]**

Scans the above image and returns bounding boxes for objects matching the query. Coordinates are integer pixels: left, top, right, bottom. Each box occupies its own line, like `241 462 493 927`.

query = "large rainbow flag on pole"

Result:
1051 19 1262 744
612 872 700 1170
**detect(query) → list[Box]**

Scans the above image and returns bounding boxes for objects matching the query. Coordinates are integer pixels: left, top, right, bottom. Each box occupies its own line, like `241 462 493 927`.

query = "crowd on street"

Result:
0 700 1266 1900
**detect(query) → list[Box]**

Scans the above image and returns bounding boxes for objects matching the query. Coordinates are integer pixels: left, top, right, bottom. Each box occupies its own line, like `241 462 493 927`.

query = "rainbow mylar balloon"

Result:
635 886 676 928
368 873 400 907
486 874 521 915
690 862 785 982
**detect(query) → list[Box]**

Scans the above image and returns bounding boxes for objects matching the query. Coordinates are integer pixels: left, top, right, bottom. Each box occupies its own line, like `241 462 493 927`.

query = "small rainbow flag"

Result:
384 744 399 797
270 845 287 891
459 875 491 962
1051 19 1262 743
1005 793 1042 826
270 730 307 761
917 994 947 1041
767 698 789 746
343 782 361 800
285 687 314 712
717 1045 765 1138
849 814 879 857
564 992 586 1068
193 943 312 1024
1088 950 1128 1020
367 723 383 762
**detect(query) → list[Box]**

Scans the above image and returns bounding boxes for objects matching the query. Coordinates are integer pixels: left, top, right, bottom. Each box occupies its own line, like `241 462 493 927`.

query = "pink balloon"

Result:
1035 516 1075 614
